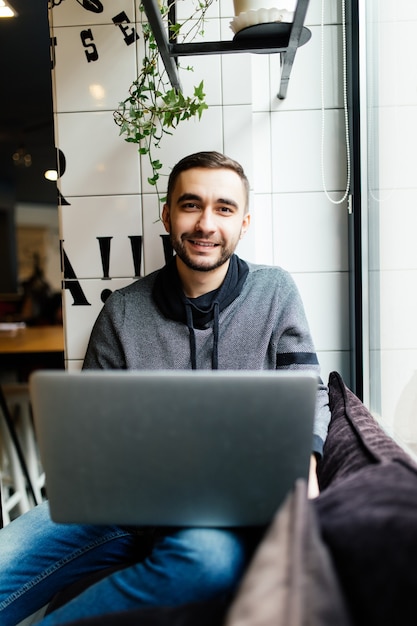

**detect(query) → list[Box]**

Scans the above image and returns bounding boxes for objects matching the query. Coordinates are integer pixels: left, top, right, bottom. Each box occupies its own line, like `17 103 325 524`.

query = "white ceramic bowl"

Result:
230 7 295 35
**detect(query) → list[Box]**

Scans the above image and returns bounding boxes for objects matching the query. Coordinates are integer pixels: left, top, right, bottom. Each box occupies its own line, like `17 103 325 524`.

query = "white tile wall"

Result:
223 105 253 177
270 24 344 111
252 112 272 192
139 105 226 195
59 195 143 279
51 0 350 382
318 350 351 389
56 111 141 198
305 0 342 25
270 109 348 194
271 192 348 273
51 0 137 27
176 0 221 21
53 23 140 113
244 194 274 265
292 271 350 387
251 56 272 112
249 0 351 383
292 271 350 353
221 54 252 105
178 53 223 107
141 193 172 275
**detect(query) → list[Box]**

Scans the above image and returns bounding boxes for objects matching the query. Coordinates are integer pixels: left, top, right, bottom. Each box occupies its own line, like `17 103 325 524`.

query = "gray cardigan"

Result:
83 261 330 455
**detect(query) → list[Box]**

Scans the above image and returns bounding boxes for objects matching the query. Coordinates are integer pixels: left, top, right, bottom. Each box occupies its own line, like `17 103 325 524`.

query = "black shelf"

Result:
141 0 311 99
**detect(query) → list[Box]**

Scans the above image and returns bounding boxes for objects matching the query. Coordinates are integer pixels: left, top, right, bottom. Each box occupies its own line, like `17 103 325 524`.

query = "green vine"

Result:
114 0 215 205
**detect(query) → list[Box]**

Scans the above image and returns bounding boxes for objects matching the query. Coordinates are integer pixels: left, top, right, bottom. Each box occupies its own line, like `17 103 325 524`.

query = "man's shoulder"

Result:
238 261 297 302
115 270 159 296
105 270 160 306
245 260 292 282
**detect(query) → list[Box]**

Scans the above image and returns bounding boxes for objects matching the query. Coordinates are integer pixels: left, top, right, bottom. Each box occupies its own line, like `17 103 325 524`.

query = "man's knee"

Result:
167 528 252 591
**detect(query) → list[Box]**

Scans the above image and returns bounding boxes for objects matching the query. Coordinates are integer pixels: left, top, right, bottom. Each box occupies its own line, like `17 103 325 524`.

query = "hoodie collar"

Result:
152 255 249 369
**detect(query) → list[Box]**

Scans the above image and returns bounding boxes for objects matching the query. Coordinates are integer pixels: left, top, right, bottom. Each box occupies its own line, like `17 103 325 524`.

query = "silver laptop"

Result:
29 370 317 527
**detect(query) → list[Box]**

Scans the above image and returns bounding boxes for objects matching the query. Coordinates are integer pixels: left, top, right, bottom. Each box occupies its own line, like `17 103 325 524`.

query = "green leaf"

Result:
148 174 160 186
194 80 206 100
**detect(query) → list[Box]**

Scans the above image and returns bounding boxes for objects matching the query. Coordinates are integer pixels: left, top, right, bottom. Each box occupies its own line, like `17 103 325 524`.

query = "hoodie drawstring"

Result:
185 300 220 370
212 302 219 370
185 303 197 370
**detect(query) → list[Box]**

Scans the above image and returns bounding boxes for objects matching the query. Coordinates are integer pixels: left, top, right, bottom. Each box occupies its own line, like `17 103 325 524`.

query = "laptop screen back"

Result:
30 369 317 527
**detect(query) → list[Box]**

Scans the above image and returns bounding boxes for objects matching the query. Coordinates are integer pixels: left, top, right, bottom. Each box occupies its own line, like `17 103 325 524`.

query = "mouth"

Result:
187 239 219 249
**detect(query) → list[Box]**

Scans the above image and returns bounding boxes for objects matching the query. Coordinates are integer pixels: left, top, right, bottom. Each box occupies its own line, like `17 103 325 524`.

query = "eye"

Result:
217 206 234 214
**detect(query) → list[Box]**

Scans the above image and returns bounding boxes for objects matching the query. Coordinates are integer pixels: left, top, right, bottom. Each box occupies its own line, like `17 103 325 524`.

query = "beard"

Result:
168 231 238 273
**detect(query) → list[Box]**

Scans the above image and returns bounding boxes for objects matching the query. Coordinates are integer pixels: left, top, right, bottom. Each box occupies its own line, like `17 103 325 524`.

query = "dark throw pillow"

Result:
315 372 417 626
318 370 417 490
315 461 417 626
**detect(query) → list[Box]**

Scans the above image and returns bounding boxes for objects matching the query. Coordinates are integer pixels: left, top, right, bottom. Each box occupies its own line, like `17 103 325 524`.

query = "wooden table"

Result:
0 325 64 353
0 325 65 380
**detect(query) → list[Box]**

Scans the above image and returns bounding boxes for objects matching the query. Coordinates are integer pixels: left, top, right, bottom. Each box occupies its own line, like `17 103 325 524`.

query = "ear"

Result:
240 213 251 239
162 204 170 233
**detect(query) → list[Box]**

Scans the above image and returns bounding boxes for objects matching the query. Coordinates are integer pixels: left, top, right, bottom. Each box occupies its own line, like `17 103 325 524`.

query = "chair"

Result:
0 384 42 526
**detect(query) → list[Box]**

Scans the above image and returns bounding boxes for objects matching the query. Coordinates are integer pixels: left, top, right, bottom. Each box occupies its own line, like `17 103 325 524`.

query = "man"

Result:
0 151 330 625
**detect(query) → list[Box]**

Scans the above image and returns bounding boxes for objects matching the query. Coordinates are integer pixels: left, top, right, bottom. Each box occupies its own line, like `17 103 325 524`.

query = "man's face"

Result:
162 167 250 273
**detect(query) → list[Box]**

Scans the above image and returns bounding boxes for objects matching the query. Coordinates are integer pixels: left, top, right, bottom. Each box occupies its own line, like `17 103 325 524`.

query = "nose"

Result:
196 208 216 233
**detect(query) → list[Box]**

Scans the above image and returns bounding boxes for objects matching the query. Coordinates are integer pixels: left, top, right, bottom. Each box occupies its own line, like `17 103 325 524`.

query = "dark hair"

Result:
166 151 250 212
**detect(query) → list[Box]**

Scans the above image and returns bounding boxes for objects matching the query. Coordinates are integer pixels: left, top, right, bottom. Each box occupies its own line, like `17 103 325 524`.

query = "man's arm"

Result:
83 291 127 370
308 454 319 499
272 269 331 463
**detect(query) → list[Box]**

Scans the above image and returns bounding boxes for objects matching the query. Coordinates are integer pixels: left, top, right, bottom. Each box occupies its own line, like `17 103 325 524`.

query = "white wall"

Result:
249 0 350 385
50 0 350 383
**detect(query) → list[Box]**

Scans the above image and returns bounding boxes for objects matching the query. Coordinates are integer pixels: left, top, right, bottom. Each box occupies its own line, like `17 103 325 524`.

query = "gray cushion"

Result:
225 479 351 626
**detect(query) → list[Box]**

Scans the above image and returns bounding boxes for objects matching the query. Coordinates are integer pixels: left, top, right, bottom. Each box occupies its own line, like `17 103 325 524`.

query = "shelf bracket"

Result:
140 0 182 91
278 0 310 98
140 0 311 99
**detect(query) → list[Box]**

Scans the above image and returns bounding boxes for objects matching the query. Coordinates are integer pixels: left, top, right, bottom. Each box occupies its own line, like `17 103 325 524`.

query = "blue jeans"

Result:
0 501 259 625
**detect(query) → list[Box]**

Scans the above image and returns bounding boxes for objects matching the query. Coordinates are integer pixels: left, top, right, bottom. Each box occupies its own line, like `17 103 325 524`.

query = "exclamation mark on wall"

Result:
128 235 142 277
97 236 113 303
160 235 173 265
97 237 112 279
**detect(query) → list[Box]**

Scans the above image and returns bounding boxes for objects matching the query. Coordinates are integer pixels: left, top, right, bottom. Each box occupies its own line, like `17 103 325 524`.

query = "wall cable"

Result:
321 0 351 205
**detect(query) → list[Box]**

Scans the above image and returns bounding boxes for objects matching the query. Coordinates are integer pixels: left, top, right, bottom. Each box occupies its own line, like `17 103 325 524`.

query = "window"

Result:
360 0 417 453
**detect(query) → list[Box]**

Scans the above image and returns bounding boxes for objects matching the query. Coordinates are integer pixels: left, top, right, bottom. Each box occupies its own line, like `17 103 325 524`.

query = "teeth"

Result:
191 240 216 247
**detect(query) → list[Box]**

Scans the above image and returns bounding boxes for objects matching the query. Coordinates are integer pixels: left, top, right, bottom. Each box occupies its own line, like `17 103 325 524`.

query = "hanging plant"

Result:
114 0 215 204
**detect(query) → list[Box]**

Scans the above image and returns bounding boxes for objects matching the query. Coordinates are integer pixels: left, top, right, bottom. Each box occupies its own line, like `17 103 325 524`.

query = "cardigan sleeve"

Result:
272 269 331 457
82 290 127 370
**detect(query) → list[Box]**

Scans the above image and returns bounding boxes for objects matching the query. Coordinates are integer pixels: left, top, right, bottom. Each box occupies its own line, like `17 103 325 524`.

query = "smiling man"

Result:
162 165 250 287
0 151 330 626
